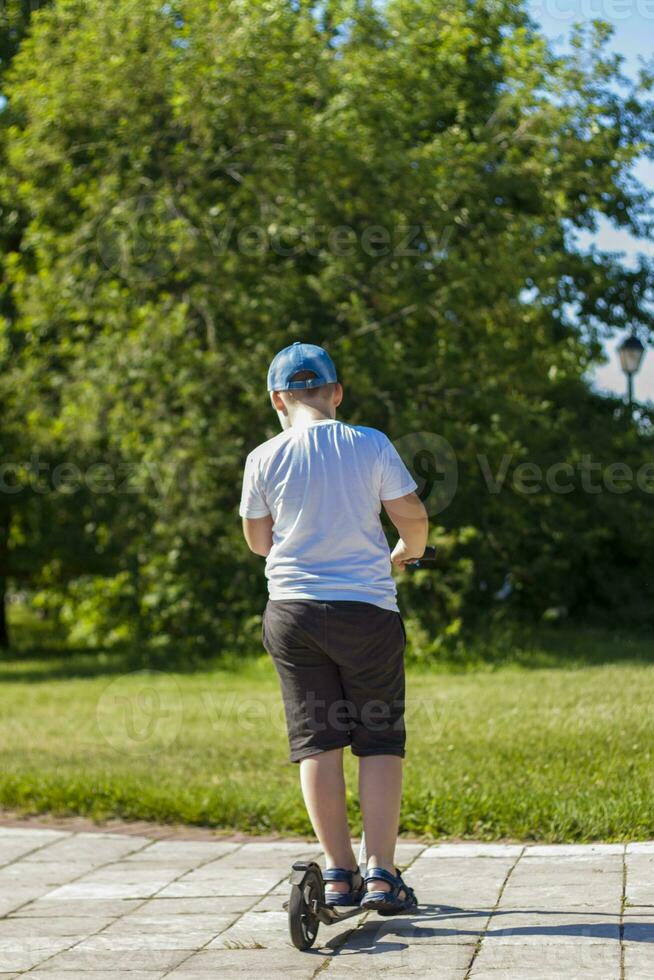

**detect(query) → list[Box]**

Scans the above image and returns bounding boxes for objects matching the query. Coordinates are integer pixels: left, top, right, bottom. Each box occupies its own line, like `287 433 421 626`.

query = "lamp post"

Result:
617 333 645 407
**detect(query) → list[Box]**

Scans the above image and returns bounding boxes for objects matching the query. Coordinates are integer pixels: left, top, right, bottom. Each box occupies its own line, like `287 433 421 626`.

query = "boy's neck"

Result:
288 405 336 428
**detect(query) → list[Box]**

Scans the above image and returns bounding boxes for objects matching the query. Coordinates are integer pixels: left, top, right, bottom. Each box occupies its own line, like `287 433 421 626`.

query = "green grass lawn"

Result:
1 630 653 842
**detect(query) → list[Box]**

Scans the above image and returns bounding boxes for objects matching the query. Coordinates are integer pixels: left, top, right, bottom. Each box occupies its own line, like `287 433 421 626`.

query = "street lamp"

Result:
617 333 645 406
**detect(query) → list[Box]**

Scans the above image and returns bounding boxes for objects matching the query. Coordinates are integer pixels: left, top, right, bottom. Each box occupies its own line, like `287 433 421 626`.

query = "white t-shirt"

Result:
239 418 418 612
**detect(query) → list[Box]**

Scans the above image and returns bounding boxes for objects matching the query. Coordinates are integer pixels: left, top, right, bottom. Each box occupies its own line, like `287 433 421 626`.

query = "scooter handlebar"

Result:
405 545 438 570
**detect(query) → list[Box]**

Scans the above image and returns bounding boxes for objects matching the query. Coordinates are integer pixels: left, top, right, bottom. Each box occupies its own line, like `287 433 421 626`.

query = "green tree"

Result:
2 0 653 653
0 0 53 646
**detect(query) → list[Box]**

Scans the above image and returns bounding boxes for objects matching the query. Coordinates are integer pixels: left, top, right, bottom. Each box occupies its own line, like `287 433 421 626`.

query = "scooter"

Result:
285 835 369 951
285 545 437 950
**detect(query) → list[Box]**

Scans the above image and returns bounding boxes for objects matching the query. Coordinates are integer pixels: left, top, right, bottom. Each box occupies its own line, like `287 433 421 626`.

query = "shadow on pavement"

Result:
317 904 654 954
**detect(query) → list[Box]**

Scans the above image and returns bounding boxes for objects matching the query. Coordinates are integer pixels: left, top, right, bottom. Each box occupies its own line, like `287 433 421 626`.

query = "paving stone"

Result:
405 859 514 908
623 943 654 979
0 829 69 842
11 899 141 918
43 881 171 901
188 857 297 878
499 857 623 911
0 935 79 972
169 947 323 977
31 948 190 972
123 840 240 864
102 913 236 935
270 877 295 895
236 841 316 855
70 933 221 951
502 868 623 889
0 827 652 978
74 862 184 883
482 911 620 943
507 856 623 878
325 940 474 977
80 916 235 950
0 937 85 953
497 882 622 912
410 855 517 872
158 869 284 898
0 835 66 866
211 906 375 951
250 893 293 912
470 941 620 977
0 959 38 975
625 854 654 905
23 974 164 980
212 848 320 870
622 908 654 942
522 844 624 857
625 842 654 854
343 911 490 946
206 910 294 949
0 842 38 865
206 903 360 950
0 862 96 886
133 896 260 915
421 844 523 858
0 917 112 937
0 889 58 919
20 834 150 865
392 841 429 864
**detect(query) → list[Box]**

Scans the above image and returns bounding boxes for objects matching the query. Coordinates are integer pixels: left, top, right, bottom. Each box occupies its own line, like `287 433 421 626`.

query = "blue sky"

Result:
528 0 654 403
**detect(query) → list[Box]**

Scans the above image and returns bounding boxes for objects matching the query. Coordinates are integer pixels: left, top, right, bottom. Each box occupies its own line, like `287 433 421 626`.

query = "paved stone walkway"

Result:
0 827 652 978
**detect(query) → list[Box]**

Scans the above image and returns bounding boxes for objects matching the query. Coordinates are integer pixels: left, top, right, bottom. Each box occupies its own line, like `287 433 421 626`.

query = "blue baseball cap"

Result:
267 341 338 391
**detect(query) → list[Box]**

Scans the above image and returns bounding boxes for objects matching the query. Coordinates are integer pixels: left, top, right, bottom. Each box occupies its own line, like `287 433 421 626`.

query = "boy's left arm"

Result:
240 450 273 556
242 515 273 557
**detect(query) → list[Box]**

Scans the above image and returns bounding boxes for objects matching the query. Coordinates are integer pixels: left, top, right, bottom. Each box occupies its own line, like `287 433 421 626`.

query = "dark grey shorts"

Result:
262 598 406 764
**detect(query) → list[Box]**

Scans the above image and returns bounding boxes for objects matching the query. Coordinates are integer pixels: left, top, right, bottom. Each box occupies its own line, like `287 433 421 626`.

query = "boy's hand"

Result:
390 539 423 570
383 492 429 570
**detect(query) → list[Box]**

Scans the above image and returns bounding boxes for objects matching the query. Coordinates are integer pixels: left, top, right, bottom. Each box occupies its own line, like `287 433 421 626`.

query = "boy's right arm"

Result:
382 492 429 569
242 514 274 557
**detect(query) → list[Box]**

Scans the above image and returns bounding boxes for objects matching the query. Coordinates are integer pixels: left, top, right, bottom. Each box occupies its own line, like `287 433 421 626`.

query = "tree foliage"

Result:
2 0 653 654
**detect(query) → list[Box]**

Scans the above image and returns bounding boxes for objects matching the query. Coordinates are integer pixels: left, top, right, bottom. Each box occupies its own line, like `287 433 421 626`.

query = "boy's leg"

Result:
262 600 362 895
359 754 405 895
321 602 409 897
300 748 359 894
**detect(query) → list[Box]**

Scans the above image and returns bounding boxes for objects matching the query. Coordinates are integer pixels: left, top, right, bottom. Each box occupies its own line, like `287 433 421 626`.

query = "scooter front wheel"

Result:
288 865 322 951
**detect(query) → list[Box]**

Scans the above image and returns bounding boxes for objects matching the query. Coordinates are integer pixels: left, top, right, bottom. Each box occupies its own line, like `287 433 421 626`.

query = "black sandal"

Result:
322 867 365 907
360 866 418 915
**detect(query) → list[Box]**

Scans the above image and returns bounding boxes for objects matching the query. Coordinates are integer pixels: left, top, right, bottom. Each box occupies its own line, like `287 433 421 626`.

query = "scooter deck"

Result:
282 896 365 924
285 860 367 925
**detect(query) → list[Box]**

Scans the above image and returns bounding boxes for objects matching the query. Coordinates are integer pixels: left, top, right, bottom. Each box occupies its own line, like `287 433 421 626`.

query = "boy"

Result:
239 341 428 913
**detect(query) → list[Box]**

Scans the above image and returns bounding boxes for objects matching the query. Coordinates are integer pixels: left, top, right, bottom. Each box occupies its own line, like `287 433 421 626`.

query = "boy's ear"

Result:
270 390 287 413
334 383 344 407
